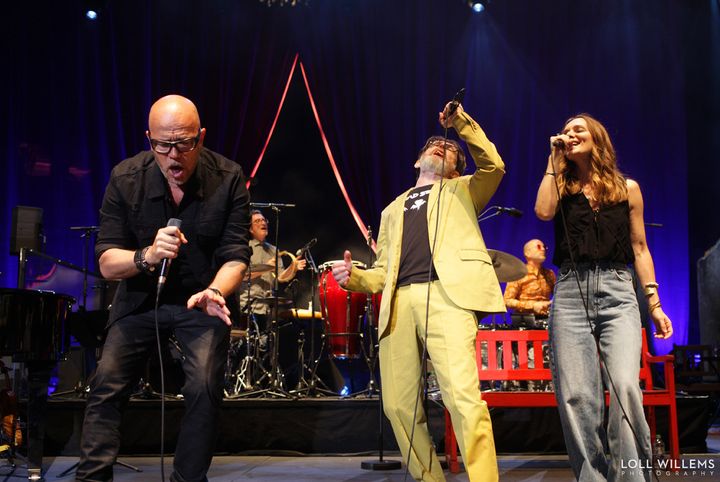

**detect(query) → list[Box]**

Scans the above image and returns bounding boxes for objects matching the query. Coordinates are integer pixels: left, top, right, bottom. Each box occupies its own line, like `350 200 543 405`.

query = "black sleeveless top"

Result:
553 192 635 267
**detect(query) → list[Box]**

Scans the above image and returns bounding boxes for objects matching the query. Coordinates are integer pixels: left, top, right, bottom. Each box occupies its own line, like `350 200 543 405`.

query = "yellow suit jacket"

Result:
347 111 507 338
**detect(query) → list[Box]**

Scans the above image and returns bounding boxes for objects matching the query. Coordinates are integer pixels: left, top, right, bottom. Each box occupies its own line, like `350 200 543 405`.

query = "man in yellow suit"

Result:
332 102 505 481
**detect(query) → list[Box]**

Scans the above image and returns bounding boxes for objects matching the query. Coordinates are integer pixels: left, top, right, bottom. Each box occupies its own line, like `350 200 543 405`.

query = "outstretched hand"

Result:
332 250 353 287
187 288 231 326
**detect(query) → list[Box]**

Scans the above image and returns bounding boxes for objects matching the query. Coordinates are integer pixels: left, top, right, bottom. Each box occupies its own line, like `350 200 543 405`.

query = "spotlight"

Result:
83 0 105 20
466 1 489 13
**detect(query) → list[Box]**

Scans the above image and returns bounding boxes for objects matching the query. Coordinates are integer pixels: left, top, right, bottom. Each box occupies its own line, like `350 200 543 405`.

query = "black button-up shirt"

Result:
96 148 251 325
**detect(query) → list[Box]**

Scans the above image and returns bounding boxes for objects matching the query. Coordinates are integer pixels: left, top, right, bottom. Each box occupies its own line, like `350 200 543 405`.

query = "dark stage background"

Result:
2 0 719 354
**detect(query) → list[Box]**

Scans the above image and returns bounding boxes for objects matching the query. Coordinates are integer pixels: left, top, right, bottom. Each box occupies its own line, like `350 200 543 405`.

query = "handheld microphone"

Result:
157 218 182 292
296 238 317 257
448 88 466 116
498 207 523 218
552 138 565 149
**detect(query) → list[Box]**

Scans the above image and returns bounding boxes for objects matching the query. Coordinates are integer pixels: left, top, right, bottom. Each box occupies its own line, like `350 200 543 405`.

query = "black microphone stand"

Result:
361 225 401 471
290 244 335 398
51 226 99 400
241 204 295 399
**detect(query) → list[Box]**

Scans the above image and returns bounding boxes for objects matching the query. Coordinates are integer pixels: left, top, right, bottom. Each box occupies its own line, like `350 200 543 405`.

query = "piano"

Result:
0 288 74 478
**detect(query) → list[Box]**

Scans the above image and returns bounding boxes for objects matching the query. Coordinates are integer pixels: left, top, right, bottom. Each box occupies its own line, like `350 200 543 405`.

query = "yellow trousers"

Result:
380 282 498 482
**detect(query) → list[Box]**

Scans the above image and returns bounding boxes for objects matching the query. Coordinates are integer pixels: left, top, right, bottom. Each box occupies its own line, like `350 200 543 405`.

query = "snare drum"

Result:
318 260 380 359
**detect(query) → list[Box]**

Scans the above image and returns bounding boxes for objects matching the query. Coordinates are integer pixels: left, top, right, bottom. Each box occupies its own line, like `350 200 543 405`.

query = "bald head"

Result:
148 95 201 134
523 239 547 265
146 95 206 187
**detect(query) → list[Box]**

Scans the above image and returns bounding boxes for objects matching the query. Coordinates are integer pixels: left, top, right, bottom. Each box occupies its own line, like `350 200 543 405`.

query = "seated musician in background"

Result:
503 239 555 328
238 209 306 332
76 95 250 482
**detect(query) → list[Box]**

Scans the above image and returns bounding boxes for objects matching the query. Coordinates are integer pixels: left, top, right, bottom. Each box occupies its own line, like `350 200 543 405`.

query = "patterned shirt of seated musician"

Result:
503 239 556 329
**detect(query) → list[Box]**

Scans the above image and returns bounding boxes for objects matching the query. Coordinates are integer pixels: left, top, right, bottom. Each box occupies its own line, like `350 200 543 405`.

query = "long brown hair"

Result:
557 114 628 206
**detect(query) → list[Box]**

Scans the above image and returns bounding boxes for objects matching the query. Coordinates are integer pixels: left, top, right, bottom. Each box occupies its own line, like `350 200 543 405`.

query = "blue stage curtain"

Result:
3 0 718 352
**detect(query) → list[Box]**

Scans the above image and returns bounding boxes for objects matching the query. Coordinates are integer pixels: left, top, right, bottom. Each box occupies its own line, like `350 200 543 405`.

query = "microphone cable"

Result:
155 276 168 481
547 160 660 482
404 103 458 481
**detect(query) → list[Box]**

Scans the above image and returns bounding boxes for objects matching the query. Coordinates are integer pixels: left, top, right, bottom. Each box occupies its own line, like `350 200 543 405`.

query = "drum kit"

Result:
223 257 382 399
222 236 545 398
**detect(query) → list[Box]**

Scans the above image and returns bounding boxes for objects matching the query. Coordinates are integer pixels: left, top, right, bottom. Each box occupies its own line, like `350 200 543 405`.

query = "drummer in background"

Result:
503 239 556 328
237 209 306 331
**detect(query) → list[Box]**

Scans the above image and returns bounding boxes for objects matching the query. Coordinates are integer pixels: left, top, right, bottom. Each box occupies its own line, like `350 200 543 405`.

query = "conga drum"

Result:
318 260 373 359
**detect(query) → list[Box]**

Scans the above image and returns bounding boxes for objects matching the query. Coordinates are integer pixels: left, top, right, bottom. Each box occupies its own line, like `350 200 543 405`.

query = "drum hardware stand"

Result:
349 226 381 398
290 244 335 398
359 225 401 471
226 309 272 398
225 263 262 397
130 337 183 401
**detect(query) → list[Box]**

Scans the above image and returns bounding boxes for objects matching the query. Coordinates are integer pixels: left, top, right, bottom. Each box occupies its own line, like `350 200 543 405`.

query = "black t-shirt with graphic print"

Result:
397 185 439 287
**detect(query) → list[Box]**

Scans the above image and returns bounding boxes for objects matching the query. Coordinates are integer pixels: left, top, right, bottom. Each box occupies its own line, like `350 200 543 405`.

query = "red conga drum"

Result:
318 260 372 359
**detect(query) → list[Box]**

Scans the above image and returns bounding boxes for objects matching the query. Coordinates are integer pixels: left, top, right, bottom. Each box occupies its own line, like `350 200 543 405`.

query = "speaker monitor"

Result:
10 205 43 255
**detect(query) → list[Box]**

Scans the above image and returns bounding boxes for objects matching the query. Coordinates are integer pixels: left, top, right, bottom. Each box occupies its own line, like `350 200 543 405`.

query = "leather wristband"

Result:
134 246 155 274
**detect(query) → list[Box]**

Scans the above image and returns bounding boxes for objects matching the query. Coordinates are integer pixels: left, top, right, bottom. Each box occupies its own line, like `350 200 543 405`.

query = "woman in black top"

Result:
535 114 672 481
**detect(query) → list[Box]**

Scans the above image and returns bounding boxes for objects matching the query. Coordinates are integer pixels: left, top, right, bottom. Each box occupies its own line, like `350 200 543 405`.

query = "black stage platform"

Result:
42 395 712 457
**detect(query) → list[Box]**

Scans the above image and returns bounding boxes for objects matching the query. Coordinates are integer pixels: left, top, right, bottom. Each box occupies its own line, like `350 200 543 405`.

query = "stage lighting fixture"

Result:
84 0 105 20
466 1 489 13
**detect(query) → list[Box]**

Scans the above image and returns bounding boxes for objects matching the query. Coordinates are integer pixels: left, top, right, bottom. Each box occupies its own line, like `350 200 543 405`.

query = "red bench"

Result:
444 329 679 473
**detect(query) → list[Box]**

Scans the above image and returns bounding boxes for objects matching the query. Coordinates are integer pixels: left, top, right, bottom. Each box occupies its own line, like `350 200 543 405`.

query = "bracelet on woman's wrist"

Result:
208 287 223 298
643 282 659 298
544 171 556 177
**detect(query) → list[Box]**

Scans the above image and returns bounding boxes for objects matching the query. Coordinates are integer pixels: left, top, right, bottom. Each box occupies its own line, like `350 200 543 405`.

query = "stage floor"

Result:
5 452 719 481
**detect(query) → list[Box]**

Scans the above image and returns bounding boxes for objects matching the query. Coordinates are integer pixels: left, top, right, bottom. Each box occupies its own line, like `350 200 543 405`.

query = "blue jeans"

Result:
549 264 651 481
76 305 229 482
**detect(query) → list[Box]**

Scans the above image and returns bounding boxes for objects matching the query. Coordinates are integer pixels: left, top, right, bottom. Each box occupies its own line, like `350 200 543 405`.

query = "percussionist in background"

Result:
503 239 555 328
237 209 306 331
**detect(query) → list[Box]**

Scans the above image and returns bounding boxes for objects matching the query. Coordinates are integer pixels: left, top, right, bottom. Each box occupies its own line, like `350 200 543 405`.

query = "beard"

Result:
417 154 453 177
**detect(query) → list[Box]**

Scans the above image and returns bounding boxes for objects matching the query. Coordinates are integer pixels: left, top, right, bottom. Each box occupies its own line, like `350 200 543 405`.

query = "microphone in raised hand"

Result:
448 87 466 116
552 138 565 149
157 218 182 293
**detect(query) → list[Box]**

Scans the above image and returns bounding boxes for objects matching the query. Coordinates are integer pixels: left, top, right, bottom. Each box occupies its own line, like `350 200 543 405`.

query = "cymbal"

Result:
487 249 527 283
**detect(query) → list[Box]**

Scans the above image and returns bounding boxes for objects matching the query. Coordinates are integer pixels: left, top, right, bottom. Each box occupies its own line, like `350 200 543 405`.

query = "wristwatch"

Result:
134 246 155 274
